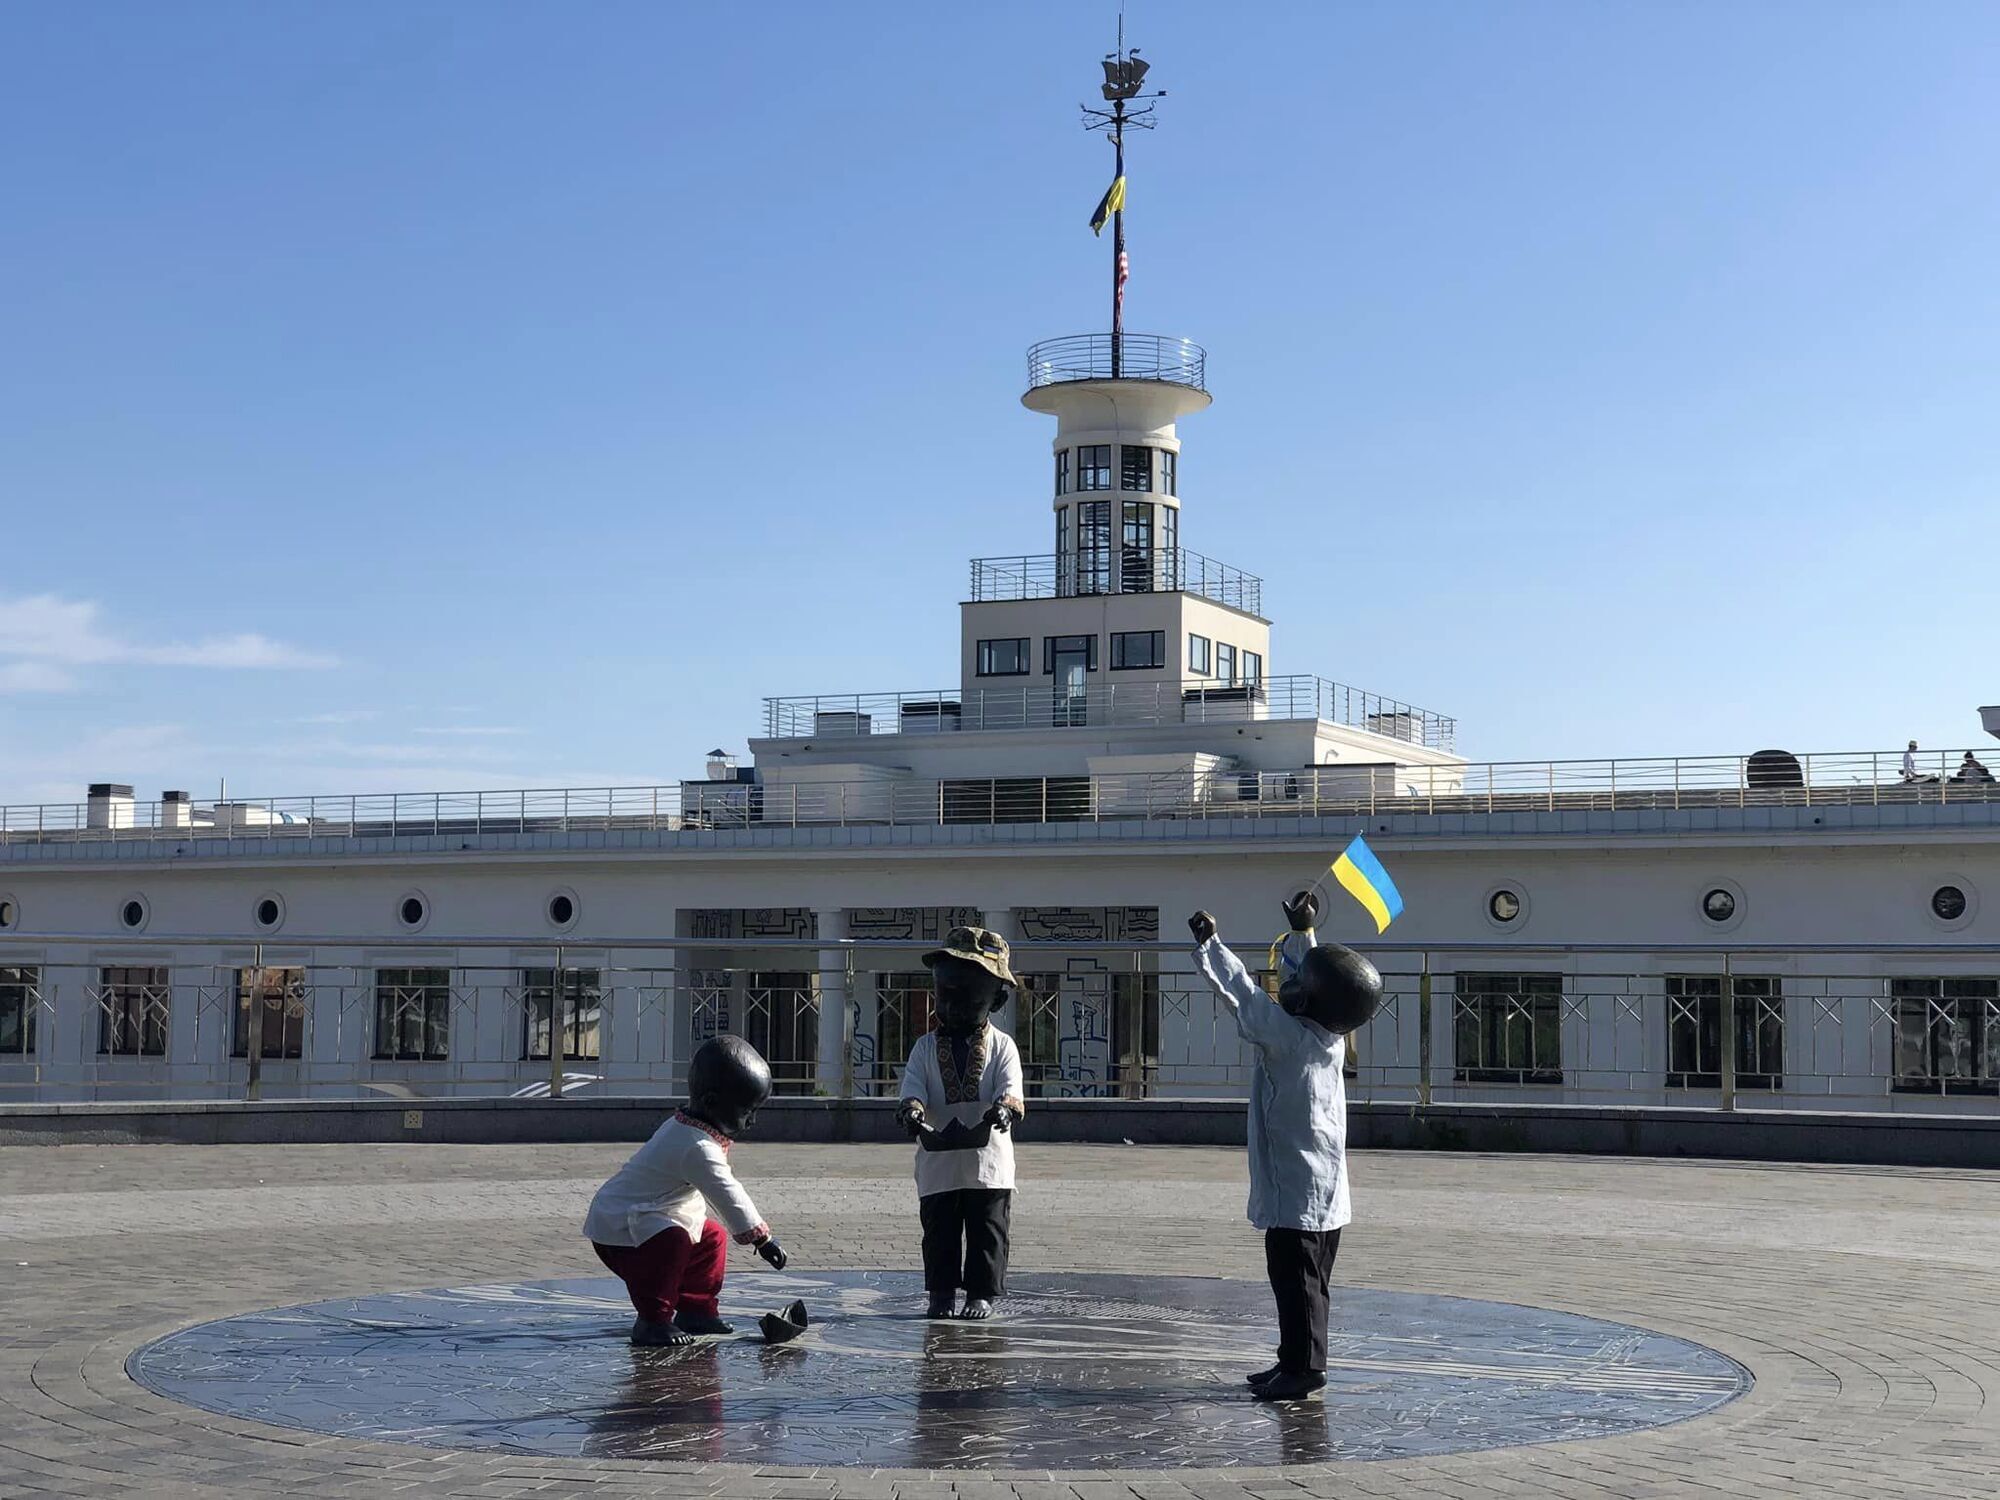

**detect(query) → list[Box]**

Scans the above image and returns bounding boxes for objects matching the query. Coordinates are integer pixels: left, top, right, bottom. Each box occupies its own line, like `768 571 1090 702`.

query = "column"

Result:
814 907 851 1096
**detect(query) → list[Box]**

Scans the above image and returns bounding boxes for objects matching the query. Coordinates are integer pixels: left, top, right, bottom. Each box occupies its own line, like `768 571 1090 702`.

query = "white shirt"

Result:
899 1025 1025 1197
582 1112 764 1248
1195 935 1351 1233
1903 748 1919 778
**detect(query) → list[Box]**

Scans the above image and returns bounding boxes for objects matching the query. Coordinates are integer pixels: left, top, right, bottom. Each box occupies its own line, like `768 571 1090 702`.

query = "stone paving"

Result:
2 1140 1997 1498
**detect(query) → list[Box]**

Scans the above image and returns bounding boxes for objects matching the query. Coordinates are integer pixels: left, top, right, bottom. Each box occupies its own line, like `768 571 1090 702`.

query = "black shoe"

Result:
1252 1369 1327 1402
672 1309 734 1336
630 1317 695 1347
1246 1364 1284 1387
926 1296 957 1319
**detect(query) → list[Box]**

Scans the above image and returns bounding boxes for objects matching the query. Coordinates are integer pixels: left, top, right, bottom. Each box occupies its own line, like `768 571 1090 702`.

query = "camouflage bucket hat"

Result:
921 925 1019 988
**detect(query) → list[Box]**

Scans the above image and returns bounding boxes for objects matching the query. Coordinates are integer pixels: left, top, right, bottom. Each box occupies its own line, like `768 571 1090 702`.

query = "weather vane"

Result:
1080 12 1166 377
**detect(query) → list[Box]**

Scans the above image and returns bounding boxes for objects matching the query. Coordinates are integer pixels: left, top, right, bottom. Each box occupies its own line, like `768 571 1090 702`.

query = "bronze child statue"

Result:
896 926 1026 1320
1190 893 1383 1400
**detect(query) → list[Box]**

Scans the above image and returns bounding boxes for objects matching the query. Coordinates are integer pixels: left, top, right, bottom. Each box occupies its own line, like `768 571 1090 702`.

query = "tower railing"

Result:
969 548 1261 614
1026 333 1206 391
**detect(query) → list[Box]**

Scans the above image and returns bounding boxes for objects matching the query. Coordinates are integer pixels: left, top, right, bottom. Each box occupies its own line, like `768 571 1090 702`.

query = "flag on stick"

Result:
1090 175 1126 236
1332 835 1404 934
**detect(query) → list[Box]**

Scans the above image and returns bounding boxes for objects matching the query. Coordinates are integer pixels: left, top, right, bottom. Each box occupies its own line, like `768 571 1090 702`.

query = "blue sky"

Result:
3 2 1998 803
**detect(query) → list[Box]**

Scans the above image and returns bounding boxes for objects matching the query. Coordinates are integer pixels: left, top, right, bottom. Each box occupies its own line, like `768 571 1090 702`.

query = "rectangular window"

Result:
232 967 307 1060
1664 975 1782 1089
522 967 602 1061
1013 973 1062 1097
1188 633 1211 674
98 966 169 1056
874 972 933 1094
1076 500 1113 594
1161 502 1178 561
1076 444 1112 491
1054 505 1070 592
0 966 39 1057
1215 642 1237 684
1110 630 1166 670
1891 977 2000 1094
1119 445 1153 492
1111 972 1160 1098
977 637 1031 676
1161 449 1177 496
374 966 451 1061
1243 650 1263 685
1055 448 1069 496
743 971 818 1096
1120 500 1156 592
1453 973 1563 1084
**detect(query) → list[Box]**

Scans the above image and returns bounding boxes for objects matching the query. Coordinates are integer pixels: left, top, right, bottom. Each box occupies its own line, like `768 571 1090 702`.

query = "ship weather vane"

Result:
1081 13 1166 378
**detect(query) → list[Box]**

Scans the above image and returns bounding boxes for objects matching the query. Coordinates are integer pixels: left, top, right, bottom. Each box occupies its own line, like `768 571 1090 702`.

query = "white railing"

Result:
2 747 1996 846
762 675 1456 748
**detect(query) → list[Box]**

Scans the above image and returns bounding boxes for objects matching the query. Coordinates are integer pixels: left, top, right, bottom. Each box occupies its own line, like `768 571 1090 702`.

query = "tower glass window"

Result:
1161 502 1178 564
1120 445 1153 492
1076 500 1113 594
1121 501 1156 592
1161 449 1177 496
1188 633 1211 674
1076 444 1112 491
1055 448 1069 496
1055 504 1070 592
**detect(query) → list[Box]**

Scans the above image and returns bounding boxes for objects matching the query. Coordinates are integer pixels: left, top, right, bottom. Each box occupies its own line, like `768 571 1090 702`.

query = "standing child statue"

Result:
1189 894 1383 1401
583 1034 789 1346
896 926 1026 1320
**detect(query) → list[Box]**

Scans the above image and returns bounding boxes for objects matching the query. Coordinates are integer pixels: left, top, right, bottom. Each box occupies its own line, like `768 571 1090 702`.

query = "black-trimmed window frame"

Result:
98 965 169 1057
976 637 1032 677
1110 630 1166 671
1243 649 1264 685
522 967 603 1062
0 965 38 1057
1215 642 1238 684
1664 974 1782 1090
1890 976 1999 1095
1119 445 1154 493
1188 633 1211 674
1055 448 1069 496
373 966 451 1062
1076 444 1112 492
233 966 308 1060
1043 634 1099 673
1161 448 1178 496
1453 972 1564 1085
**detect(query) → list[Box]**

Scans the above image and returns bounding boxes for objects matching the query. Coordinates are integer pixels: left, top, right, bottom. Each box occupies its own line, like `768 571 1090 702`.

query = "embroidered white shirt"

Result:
582 1112 763 1247
899 1025 1025 1197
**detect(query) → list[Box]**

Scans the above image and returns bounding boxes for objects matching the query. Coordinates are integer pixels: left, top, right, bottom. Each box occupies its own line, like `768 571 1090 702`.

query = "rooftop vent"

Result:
705 748 738 781
86 782 135 831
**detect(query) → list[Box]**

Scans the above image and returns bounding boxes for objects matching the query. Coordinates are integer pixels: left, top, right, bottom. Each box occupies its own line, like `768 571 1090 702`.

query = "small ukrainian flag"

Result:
1332 834 1404 934
1090 174 1126 236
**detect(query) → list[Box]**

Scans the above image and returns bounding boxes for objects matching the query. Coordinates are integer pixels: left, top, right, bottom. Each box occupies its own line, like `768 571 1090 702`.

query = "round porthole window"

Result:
254 894 285 931
1925 877 1977 930
1701 888 1737 924
397 892 430 931
120 895 150 932
0 896 16 930
1482 883 1531 931
547 889 578 930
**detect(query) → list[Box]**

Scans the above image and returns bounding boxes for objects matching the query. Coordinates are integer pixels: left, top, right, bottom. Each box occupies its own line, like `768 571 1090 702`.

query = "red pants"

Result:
592 1218 728 1323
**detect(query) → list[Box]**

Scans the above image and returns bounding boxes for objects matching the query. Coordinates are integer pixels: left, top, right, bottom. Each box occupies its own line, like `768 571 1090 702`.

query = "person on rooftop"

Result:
1902 741 1921 781
1952 751 1993 784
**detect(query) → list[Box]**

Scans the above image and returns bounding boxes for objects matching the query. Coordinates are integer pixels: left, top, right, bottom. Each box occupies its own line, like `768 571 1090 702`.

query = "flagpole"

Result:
1111 97 1125 378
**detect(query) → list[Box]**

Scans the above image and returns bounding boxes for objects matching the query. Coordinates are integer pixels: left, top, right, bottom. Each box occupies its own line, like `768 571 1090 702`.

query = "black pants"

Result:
919 1188 1012 1300
1264 1226 1341 1372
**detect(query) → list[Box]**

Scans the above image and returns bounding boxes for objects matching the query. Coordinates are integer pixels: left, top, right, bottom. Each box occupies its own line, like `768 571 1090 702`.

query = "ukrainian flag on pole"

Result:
1332 835 1404 934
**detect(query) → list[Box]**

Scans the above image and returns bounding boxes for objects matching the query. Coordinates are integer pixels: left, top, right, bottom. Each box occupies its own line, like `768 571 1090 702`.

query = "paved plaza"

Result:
2 1140 1996 1498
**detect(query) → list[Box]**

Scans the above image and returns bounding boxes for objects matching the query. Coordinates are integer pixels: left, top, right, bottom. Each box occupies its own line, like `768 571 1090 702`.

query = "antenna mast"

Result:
1084 16 1165 378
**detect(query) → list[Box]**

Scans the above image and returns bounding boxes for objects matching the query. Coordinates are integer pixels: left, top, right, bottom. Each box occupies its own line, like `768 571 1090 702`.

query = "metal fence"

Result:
967 548 1262 613
1025 332 1206 391
3 747 1996 847
3 935 1998 1114
762 675 1454 747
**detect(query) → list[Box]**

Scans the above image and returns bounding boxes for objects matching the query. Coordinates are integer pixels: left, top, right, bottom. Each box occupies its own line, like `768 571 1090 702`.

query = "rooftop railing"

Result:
1025 332 1206 391
4 748 1996 848
761 675 1455 749
968 548 1262 614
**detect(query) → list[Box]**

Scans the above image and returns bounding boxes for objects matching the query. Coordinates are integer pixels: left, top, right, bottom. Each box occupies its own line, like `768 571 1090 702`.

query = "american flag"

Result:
1116 248 1129 313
